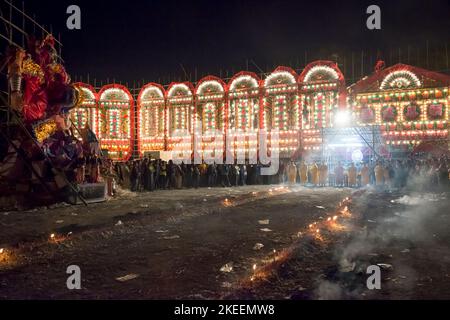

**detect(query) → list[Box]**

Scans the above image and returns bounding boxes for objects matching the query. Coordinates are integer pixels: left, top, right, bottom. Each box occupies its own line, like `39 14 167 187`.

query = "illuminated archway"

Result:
98 84 134 161
380 70 421 90
299 61 346 130
228 72 261 132
227 72 261 158
195 76 226 160
137 83 166 155
263 66 299 155
166 82 195 152
70 83 98 139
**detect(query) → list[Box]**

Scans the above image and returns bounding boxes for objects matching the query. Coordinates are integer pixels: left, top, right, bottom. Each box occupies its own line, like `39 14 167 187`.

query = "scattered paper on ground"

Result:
253 243 264 250
116 274 139 282
220 263 234 273
163 235 180 240
377 263 393 270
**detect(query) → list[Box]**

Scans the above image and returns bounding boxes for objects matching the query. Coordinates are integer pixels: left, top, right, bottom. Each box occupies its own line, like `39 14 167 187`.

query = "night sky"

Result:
22 0 450 86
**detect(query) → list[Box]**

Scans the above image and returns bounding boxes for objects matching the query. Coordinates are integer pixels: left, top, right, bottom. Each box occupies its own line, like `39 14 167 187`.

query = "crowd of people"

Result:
107 155 450 194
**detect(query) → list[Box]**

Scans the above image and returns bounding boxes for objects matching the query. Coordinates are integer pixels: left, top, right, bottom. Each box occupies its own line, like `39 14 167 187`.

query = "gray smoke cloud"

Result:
314 172 448 299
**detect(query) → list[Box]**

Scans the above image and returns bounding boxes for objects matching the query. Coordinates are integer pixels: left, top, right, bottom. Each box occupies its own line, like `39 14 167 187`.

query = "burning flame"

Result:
223 198 233 207
50 233 55 239
0 248 4 254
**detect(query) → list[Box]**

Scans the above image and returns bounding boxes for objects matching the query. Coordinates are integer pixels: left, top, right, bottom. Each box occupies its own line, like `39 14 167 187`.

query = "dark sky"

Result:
23 0 450 86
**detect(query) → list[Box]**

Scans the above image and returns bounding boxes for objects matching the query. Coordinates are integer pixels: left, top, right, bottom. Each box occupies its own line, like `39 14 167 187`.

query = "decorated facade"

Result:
166 82 195 154
350 63 450 152
195 76 226 159
299 61 347 152
69 61 449 161
137 83 166 155
98 84 134 161
227 72 261 157
263 66 300 156
70 83 98 139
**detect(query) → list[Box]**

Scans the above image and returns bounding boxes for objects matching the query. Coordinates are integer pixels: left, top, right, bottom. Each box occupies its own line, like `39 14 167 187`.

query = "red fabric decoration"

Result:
22 75 48 122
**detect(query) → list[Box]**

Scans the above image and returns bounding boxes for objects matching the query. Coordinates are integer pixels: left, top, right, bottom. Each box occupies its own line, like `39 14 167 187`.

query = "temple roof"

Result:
350 63 450 94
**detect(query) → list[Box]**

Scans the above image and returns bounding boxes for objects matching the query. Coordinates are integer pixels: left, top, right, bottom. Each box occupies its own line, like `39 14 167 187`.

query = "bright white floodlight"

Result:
334 110 351 126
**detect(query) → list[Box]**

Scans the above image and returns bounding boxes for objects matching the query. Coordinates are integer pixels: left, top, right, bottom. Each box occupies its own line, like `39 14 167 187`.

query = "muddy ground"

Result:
0 185 449 299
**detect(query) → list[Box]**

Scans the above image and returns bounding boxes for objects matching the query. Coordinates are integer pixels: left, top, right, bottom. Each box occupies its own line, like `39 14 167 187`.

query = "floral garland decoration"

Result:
427 103 445 120
403 102 421 121
360 104 375 123
381 105 397 122
32 119 58 143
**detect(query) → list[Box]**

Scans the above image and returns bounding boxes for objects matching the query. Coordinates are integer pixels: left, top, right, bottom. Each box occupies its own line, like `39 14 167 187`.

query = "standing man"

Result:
233 163 240 187
375 161 384 186
335 162 344 187
299 160 308 185
239 163 247 186
319 162 328 187
207 162 216 187
361 162 370 187
288 161 297 184
310 161 319 187
221 164 231 187
159 161 167 189
348 162 357 188
148 160 156 191
193 164 200 189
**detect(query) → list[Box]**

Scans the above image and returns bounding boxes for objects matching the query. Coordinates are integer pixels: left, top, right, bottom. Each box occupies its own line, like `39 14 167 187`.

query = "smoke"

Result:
314 177 448 299
315 280 345 300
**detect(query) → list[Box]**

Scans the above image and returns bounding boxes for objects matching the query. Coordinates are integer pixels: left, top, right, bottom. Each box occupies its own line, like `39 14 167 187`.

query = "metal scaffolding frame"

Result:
0 0 64 102
320 125 385 162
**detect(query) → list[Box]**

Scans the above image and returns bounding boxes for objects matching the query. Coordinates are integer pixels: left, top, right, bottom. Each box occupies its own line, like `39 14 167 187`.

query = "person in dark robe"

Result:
233 164 240 186
175 164 183 189
193 165 200 189
90 155 101 183
130 161 138 192
168 160 176 189
186 164 193 188
159 161 167 190
239 164 247 186
206 162 214 187
142 158 150 191
220 164 231 187
148 160 156 191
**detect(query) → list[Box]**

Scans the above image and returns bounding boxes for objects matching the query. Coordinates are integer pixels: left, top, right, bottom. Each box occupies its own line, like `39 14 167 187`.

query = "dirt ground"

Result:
0 184 449 299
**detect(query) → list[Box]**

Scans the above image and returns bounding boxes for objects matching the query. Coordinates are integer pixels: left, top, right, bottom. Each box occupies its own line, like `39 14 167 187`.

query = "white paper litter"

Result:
116 274 139 282
220 263 234 273
162 235 180 240
377 263 393 270
253 243 265 250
